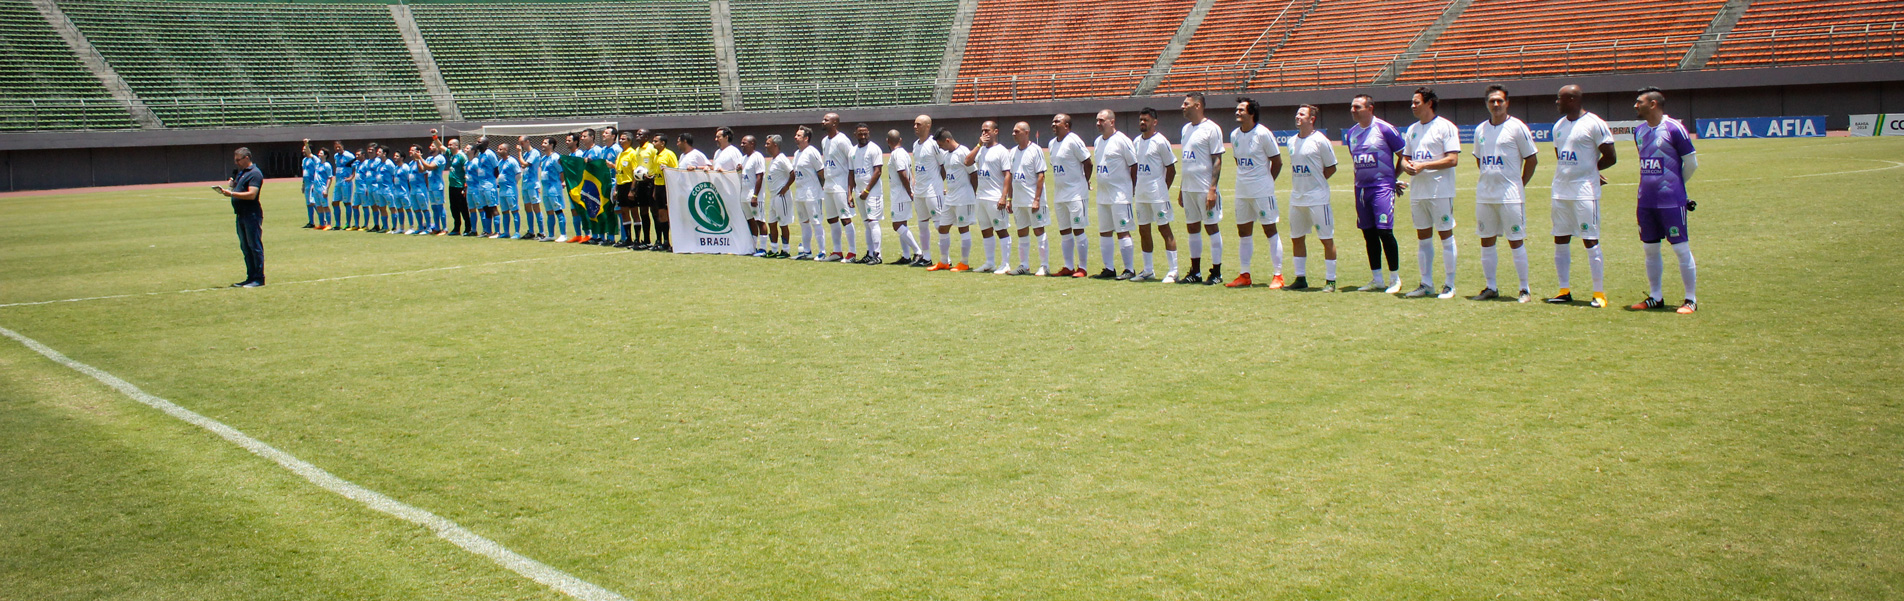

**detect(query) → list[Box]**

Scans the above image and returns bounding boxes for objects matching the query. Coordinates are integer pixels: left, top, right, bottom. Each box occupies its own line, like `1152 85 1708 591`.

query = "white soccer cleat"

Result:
1437 285 1457 299
1383 277 1403 294
1033 266 1048 277
1161 271 1178 284
977 262 995 273
994 265 1012 275
1130 269 1153 282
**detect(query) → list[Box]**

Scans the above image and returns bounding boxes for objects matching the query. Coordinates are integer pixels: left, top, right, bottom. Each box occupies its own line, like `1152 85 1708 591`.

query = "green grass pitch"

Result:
1 136 1901 600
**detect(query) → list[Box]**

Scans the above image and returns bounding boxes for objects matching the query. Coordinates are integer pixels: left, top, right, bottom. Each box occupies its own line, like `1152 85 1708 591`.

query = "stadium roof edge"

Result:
4 61 1901 152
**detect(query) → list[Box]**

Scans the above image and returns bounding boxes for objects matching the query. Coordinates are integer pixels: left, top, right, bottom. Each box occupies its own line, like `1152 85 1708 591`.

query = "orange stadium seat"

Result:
953 0 1197 102
1239 0 1453 91
1398 0 1725 83
1707 0 1904 68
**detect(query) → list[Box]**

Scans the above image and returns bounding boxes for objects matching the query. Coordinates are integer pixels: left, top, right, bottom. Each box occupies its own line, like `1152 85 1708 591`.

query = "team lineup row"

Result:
297 85 1703 314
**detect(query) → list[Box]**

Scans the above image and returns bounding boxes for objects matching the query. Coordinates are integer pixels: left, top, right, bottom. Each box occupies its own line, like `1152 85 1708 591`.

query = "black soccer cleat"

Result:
1092 268 1117 279
1180 272 1203 284
1288 276 1308 290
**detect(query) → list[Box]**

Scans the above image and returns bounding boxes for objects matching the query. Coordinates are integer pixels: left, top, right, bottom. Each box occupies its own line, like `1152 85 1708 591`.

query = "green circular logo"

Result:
689 182 731 234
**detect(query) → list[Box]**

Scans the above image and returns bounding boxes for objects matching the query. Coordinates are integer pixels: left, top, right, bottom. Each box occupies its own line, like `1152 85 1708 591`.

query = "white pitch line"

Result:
0 325 630 601
0 250 619 309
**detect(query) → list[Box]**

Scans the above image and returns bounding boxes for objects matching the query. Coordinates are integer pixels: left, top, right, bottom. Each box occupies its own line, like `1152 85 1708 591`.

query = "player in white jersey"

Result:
1007 121 1050 275
1132 108 1179 282
1466 85 1541 302
848 123 886 264
1048 113 1093 277
1285 104 1339 292
780 126 826 260
884 130 922 265
738 134 770 256
963 120 1014 274
1178 92 1227 285
1401 87 1463 298
928 128 976 272
1546 84 1618 308
819 113 856 261
762 134 795 257
1227 97 1285 289
910 115 945 267
1091 109 1139 280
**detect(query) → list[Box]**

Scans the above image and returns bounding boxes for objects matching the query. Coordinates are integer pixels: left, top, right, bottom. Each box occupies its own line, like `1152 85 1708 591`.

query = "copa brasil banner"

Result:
665 168 754 255
1847 114 1904 137
1695 116 1826 139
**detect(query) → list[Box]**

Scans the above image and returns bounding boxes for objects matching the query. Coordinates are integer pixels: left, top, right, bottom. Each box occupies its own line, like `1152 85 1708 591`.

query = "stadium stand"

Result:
1707 0 1904 68
730 0 956 111
1399 0 1727 82
0 0 135 130
408 0 720 120
1155 0 1316 94
1236 0 1453 91
953 0 1198 102
56 0 437 127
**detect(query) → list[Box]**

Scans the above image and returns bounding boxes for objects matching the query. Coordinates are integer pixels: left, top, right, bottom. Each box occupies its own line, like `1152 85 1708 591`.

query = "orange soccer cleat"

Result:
1268 274 1285 289
951 263 971 272
927 262 951 271
1225 273 1253 288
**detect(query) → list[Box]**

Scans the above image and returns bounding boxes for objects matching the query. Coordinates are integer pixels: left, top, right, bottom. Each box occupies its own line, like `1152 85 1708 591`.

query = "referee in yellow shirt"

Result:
650 132 679 252
615 129 642 249
631 132 659 249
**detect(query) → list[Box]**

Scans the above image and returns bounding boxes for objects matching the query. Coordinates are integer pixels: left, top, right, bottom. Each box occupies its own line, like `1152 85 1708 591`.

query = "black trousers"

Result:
448 186 470 233
235 211 264 283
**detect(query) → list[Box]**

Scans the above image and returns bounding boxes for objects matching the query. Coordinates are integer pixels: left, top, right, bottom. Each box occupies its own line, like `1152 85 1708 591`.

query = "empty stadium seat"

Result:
730 0 956 111
1398 0 1725 82
1708 0 1904 68
954 0 1197 102
0 0 135 130
1156 0 1314 94
409 0 721 120
1240 0 1452 90
57 0 438 127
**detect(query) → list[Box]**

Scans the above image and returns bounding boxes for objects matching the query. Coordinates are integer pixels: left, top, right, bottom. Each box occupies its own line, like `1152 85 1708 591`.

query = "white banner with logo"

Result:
665 168 755 255
1881 114 1904 137
1849 114 1879 137
1605 120 1644 142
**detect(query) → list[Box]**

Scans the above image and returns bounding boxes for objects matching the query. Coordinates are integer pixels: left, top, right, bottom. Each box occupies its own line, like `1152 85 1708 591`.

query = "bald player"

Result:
1092 109 1138 279
1547 84 1618 307
910 115 945 267
1049 113 1093 277
820 112 856 262
885 129 921 265
964 120 1013 274
1007 121 1049 275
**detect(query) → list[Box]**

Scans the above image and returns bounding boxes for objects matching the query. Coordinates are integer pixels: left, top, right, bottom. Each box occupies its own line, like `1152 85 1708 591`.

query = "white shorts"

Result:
1235 195 1280 225
977 199 1009 230
795 197 820 224
1010 206 1049 229
1180 192 1223 225
740 195 761 221
1134 200 1173 226
861 195 884 223
912 193 937 224
1096 204 1134 233
1411 196 1456 231
1053 200 1088 230
822 188 853 220
769 195 793 225
889 196 913 222
1550 197 1601 239
934 203 975 227
1475 202 1527 241
1288 204 1335 239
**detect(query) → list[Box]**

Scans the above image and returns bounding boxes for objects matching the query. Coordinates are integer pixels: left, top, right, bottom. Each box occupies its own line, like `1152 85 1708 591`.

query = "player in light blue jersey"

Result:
394 152 417 234
495 142 524 239
422 136 448 235
331 141 358 230
536 137 569 242
1628 86 1700 314
514 136 544 240
471 139 500 237
312 150 332 230
404 145 429 234
300 143 321 228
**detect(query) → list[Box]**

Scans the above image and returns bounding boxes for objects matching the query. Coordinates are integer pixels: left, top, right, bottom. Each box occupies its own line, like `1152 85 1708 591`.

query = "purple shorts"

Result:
1637 206 1689 244
1355 186 1395 230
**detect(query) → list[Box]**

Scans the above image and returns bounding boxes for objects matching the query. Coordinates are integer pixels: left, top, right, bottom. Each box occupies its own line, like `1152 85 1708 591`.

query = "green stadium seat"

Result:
0 0 136 130
729 0 956 110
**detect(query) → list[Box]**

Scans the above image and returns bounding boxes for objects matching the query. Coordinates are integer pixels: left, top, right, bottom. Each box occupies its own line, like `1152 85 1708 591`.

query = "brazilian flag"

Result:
560 155 615 218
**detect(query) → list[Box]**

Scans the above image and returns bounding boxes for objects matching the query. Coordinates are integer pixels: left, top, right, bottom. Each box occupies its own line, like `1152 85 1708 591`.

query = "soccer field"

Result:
2 136 1901 599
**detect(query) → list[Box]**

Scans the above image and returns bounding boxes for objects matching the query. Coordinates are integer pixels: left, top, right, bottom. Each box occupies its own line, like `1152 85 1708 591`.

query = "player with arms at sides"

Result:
1227 97 1285 288
1468 85 1540 302
1178 92 1227 285
1285 105 1338 291
1007 121 1050 276
1628 86 1700 314
1091 109 1139 280
533 138 568 242
422 137 448 235
819 113 857 262
964 120 1013 273
884 130 922 266
1132 108 1178 283
909 116 945 268
1547 84 1618 307
1048 113 1093 277
1346 94 1406 293
300 141 322 229
738 133 770 255
1400 87 1462 298
782 126 825 260
849 124 887 264
762 134 795 258
330 141 358 230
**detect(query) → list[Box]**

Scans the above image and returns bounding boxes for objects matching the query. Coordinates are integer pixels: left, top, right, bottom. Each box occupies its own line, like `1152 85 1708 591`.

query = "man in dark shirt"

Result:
217 147 266 287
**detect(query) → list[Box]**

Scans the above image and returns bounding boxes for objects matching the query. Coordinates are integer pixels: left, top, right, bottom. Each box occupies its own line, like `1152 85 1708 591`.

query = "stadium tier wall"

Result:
4 62 1904 191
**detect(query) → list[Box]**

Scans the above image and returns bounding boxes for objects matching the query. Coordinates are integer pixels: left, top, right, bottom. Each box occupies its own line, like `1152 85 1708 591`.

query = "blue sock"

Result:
433 205 446 231
305 203 315 224
555 212 567 236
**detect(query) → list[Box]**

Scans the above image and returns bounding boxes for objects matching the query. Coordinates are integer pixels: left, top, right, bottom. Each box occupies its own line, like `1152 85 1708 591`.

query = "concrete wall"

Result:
4 62 1903 191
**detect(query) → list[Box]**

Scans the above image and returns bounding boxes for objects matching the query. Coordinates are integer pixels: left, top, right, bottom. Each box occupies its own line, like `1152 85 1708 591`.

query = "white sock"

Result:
1644 241 1664 300
1189 233 1203 259
1167 250 1179 273
897 224 916 257
800 223 814 253
960 231 972 263
865 223 879 255
983 235 996 265
1588 244 1605 293
1672 241 1696 301
939 233 950 262
1061 233 1074 269
1512 245 1529 292
1077 232 1090 268
1482 245 1499 289
1554 243 1573 290
1239 234 1255 273
1418 238 1435 286
1099 236 1114 271
1017 236 1029 268
1119 236 1134 271
830 222 843 255
1441 237 1458 287
1000 235 1012 266
844 222 857 254
1209 231 1224 267
1038 232 1049 269
1268 234 1283 275
1295 255 1307 276
1325 259 1336 280
1143 251 1154 272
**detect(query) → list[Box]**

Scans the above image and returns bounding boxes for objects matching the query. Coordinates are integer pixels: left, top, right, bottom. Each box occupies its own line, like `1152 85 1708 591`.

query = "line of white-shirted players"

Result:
732 88 1631 307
